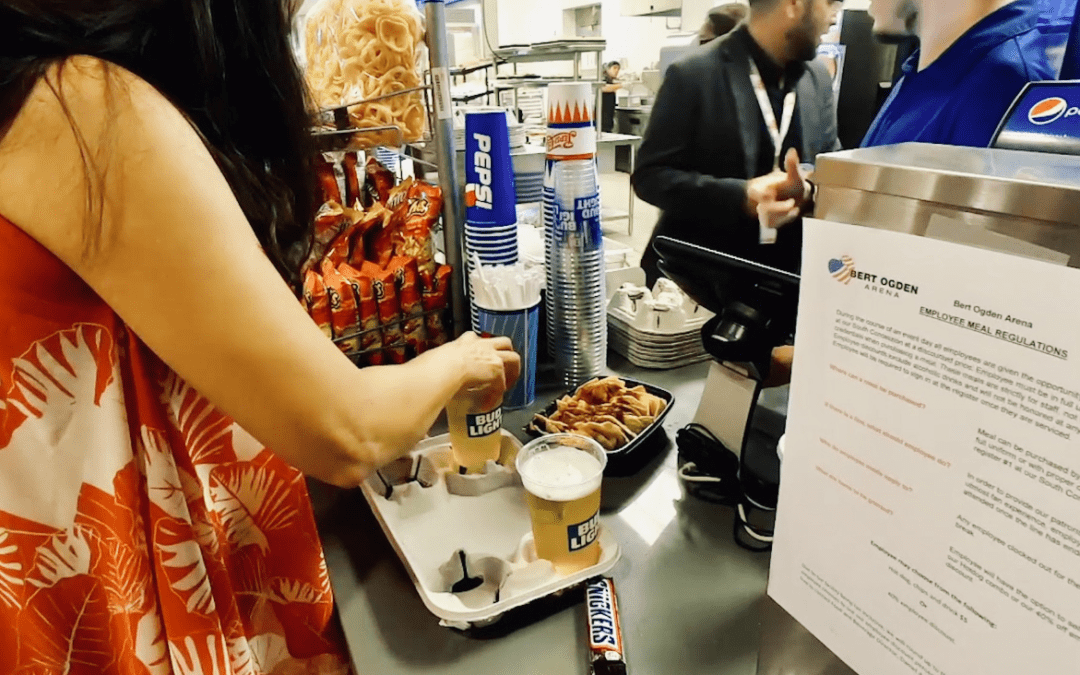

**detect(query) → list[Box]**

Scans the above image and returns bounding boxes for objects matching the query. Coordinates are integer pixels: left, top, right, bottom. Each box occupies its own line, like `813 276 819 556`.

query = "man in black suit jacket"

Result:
634 0 843 285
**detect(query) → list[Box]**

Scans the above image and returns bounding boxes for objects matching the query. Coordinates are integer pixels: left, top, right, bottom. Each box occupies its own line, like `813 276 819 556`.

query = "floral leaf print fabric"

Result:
0 217 351 673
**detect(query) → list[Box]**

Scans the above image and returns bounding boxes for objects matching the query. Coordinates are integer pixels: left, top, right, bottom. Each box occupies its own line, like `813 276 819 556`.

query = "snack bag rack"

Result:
301 0 469 343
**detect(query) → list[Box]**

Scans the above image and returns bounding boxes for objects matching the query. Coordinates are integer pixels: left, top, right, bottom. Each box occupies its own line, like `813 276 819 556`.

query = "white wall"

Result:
496 0 563 44
492 0 869 73
494 0 685 72
600 0 680 72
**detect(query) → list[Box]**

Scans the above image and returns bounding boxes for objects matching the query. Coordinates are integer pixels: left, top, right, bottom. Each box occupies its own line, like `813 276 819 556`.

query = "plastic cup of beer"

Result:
447 390 503 474
516 433 607 574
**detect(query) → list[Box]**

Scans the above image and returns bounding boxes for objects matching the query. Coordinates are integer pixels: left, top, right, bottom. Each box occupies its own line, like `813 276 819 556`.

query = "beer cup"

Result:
446 390 503 474
516 434 607 573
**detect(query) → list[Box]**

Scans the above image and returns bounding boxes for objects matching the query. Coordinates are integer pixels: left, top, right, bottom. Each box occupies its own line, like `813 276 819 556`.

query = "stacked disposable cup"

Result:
464 109 519 330
544 83 607 388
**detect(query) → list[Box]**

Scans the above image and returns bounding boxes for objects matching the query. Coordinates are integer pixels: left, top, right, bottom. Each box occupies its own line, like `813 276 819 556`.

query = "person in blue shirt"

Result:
863 0 1055 147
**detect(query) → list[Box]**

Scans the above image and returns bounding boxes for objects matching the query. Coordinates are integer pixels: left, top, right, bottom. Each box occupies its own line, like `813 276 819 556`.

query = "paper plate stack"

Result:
607 279 713 370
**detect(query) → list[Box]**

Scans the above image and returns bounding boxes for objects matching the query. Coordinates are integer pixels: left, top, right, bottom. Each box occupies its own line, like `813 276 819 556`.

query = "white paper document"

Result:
769 220 1080 675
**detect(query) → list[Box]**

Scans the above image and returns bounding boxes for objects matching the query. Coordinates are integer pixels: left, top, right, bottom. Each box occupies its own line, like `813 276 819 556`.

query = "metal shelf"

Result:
493 77 601 89
492 43 606 63
449 61 494 77
452 90 496 103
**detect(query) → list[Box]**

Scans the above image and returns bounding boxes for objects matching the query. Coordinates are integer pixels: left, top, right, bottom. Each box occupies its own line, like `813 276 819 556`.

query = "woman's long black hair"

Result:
0 0 316 284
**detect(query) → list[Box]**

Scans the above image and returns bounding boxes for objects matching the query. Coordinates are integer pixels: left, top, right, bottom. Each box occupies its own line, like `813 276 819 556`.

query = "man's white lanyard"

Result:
748 58 797 171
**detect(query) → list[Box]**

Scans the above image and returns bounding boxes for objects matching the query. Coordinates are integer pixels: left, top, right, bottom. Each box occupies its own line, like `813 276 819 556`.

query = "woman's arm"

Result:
0 58 515 488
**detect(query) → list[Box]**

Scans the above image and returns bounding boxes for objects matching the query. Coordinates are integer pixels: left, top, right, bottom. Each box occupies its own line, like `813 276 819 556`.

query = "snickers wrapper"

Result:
586 577 627 675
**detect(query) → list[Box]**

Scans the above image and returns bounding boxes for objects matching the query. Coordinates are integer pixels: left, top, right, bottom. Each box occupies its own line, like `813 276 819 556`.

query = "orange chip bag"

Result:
300 200 348 276
339 263 384 366
343 152 363 210
362 261 407 364
321 260 361 354
323 206 369 268
386 256 427 355
420 264 452 349
393 180 442 276
365 157 395 205
314 201 346 250
363 204 397 269
303 270 333 340
386 176 414 218
315 155 342 205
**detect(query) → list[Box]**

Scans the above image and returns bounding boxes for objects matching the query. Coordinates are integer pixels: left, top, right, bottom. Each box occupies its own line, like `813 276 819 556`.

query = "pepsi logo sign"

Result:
468 133 494 210
1028 97 1080 125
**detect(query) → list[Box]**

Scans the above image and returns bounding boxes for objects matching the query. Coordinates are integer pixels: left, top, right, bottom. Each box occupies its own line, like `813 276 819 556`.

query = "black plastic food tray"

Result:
525 378 675 476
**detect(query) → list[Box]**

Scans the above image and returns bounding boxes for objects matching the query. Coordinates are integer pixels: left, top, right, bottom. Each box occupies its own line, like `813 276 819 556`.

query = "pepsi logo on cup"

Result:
464 110 517 226
1028 96 1079 126
465 132 494 210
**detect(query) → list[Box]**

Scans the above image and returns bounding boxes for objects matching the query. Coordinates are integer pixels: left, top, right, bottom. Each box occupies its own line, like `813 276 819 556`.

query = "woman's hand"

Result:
445 332 522 410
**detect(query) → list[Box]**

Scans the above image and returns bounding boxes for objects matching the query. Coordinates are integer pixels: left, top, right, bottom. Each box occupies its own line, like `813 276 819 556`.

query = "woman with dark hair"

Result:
0 0 518 671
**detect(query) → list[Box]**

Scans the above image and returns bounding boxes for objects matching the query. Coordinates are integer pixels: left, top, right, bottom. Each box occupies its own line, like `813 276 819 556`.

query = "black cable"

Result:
676 423 776 552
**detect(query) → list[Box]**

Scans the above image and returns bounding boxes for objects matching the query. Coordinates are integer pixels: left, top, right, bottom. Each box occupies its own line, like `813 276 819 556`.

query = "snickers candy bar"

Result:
586 577 627 675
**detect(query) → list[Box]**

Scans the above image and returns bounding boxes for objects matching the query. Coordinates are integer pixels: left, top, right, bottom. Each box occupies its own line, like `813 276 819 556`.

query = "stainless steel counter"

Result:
313 356 858 675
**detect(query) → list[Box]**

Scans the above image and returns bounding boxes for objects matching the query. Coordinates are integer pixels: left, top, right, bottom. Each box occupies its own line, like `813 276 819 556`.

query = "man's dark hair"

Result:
0 0 318 285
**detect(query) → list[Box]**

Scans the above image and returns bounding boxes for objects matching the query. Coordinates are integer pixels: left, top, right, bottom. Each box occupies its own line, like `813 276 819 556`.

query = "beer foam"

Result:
519 446 603 501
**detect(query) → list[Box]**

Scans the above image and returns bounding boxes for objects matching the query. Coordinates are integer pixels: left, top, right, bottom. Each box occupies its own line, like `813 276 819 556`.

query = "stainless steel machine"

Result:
814 143 1080 267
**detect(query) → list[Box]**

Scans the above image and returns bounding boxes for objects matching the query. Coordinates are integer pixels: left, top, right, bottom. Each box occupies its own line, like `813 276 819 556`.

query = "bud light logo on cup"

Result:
551 194 603 249
568 511 599 552
466 409 502 438
1028 97 1074 125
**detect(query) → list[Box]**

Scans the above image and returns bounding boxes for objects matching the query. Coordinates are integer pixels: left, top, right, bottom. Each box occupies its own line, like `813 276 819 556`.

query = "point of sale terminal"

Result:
655 236 800 551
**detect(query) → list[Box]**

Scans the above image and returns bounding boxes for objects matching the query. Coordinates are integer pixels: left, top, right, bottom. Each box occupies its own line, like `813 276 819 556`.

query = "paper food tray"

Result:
360 431 620 629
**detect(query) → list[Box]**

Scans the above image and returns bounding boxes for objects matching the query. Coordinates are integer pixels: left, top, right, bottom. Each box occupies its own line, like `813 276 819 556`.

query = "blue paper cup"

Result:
477 302 539 410
477 254 519 266
465 111 518 227
466 235 518 249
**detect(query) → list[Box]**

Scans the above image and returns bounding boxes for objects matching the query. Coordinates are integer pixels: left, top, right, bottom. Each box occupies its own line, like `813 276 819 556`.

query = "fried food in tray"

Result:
530 377 669 451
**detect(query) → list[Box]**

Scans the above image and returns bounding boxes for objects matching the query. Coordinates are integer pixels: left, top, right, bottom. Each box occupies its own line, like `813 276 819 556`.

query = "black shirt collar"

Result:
737 25 805 90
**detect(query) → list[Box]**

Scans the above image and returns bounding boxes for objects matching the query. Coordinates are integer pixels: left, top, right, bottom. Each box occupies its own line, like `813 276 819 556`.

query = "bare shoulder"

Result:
0 55 190 165
0 56 214 265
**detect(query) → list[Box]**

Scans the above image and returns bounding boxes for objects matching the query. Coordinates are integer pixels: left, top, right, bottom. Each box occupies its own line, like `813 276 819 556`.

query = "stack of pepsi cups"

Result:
544 83 607 388
464 109 519 330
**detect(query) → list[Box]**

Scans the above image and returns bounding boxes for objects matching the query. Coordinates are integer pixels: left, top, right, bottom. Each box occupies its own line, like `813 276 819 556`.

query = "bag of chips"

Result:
393 180 442 276
304 0 427 148
321 260 362 353
339 263 385 366
386 256 427 354
362 261 407 364
303 270 333 339
420 264 452 349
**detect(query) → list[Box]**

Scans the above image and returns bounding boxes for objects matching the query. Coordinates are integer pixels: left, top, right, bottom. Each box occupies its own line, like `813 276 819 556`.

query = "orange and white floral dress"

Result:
0 214 353 674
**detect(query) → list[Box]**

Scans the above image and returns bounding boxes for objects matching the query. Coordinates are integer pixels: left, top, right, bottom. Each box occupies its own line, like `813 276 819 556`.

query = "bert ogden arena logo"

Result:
828 256 919 298
1028 96 1080 126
